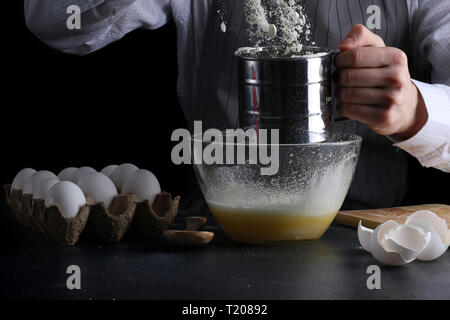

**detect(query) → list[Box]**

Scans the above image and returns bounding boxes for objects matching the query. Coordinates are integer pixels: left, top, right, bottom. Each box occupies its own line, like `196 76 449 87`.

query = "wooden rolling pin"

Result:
335 204 450 229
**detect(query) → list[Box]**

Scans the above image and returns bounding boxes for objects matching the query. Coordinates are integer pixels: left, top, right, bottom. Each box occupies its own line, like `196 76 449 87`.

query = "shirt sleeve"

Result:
24 0 171 55
393 0 450 173
393 80 450 172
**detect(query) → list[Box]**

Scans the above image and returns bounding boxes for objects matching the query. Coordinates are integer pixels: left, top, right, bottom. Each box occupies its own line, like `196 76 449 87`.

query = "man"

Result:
24 0 449 209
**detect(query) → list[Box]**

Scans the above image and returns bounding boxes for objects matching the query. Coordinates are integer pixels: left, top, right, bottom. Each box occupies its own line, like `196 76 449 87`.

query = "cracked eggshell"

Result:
32 178 59 200
12 168 36 191
45 181 86 218
77 172 118 207
406 210 450 261
406 210 447 242
23 170 58 195
70 167 97 183
357 221 373 252
100 165 118 178
110 163 139 190
383 225 430 262
57 167 78 181
122 169 161 204
369 220 428 266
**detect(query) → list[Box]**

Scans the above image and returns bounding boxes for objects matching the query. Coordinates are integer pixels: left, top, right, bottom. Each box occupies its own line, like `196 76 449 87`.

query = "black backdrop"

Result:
2 1 193 199
1 1 448 205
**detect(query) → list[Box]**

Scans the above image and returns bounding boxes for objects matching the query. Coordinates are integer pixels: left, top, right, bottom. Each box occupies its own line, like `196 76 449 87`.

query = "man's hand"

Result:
334 24 428 140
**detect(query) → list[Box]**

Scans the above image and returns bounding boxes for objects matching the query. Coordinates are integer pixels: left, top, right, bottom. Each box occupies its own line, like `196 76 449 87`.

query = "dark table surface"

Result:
1 197 449 300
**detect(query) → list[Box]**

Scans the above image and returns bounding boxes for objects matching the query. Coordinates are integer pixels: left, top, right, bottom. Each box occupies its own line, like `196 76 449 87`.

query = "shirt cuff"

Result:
392 79 450 170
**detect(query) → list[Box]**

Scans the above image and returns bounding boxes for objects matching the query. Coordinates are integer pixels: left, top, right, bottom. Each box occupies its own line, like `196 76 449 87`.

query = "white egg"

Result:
100 164 118 178
77 172 118 207
405 210 450 261
45 181 87 218
121 169 161 203
11 168 37 190
109 163 139 190
32 179 59 200
57 167 78 181
23 170 58 195
70 166 97 183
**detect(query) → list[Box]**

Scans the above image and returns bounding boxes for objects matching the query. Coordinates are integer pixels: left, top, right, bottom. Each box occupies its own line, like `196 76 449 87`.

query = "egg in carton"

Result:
5 168 58 229
3 184 180 245
3 167 180 245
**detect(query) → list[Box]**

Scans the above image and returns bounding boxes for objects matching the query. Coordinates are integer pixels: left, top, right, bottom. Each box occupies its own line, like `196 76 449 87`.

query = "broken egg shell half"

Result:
358 220 430 266
383 225 430 262
357 221 373 252
405 210 450 261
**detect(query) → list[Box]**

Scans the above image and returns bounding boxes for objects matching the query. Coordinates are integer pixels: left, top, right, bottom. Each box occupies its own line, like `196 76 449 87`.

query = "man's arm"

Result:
334 0 450 173
24 0 171 55
392 0 450 172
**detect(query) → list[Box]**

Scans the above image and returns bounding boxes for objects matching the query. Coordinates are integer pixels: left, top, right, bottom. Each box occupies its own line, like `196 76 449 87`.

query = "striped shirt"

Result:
24 0 450 209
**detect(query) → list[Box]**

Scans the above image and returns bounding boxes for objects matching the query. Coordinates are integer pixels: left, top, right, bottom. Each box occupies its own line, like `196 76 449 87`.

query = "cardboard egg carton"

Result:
3 184 180 245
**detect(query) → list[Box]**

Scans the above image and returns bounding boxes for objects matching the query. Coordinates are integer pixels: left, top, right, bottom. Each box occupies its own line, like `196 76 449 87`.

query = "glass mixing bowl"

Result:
192 132 362 244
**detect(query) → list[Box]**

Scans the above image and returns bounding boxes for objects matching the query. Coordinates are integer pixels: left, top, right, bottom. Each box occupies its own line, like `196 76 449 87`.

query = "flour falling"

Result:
244 0 313 56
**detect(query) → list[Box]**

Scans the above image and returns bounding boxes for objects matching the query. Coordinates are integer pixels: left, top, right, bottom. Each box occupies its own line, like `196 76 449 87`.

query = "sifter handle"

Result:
330 50 349 123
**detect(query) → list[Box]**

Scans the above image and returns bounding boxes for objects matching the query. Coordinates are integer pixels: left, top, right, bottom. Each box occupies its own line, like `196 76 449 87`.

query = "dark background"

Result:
1 1 448 205
2 1 193 199
1 0 449 305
